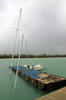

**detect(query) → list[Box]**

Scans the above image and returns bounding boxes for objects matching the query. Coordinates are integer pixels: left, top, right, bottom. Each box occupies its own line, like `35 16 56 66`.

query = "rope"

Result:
2 30 16 74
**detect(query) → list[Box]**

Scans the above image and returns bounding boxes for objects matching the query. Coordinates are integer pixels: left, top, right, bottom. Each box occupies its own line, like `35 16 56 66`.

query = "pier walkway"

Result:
35 87 66 100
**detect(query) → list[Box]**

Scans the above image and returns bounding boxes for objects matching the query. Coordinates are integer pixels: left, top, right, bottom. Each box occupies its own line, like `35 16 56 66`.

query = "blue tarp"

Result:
12 66 41 79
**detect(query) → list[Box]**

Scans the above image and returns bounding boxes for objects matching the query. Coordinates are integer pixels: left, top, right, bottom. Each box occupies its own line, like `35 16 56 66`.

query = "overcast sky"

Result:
0 0 66 55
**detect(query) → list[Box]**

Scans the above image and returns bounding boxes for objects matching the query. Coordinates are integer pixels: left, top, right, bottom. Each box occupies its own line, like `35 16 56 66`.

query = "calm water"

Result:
0 58 66 100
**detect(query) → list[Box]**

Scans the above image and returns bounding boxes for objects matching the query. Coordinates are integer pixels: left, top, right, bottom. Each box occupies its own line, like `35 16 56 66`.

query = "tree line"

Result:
0 54 66 58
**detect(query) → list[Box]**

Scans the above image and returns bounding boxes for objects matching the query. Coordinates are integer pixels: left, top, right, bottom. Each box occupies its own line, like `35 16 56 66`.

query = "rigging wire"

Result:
21 25 23 66
34 32 38 64
2 30 16 74
14 34 24 89
12 13 20 28
15 31 20 66
1 9 23 90
2 11 21 75
10 8 22 75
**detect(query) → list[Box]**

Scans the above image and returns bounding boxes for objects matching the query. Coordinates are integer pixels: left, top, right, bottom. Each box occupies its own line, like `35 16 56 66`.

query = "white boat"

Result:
33 32 43 71
23 39 43 71
23 40 33 69
33 64 43 71
24 33 43 71
24 64 33 69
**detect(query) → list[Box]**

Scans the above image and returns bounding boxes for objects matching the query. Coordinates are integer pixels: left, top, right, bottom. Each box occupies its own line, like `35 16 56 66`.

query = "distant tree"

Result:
4 54 6 56
44 53 46 56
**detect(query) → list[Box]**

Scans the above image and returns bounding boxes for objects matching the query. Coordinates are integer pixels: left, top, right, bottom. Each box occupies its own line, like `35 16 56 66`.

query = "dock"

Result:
35 86 66 100
9 66 66 91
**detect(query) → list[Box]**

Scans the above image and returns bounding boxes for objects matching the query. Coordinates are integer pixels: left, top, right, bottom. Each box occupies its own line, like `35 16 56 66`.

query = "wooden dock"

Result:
35 86 66 100
9 66 66 91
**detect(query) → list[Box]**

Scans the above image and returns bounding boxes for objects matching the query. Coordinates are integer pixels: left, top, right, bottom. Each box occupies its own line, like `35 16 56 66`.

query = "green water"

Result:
0 58 66 100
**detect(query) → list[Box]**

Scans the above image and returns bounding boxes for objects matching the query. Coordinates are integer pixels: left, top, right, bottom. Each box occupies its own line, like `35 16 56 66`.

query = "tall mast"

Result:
14 34 24 89
34 32 37 64
26 40 28 64
10 8 22 75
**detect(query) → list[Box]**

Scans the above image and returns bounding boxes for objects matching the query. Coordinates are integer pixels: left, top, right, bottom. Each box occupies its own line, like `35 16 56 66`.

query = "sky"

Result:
0 0 66 55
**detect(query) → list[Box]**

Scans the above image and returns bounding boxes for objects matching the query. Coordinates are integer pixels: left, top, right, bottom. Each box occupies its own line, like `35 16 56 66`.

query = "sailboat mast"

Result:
10 9 22 75
35 32 37 64
26 40 28 64
14 34 24 89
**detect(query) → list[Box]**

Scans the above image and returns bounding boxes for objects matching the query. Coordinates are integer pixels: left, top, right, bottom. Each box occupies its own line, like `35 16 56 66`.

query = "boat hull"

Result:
33 64 43 71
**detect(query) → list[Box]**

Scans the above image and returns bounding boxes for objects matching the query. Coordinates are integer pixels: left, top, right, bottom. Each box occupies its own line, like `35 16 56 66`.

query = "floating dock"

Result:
9 66 66 91
35 86 66 100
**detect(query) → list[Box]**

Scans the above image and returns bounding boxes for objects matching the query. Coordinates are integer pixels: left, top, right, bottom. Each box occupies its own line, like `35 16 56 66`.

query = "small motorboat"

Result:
24 64 33 69
24 64 43 71
33 64 43 71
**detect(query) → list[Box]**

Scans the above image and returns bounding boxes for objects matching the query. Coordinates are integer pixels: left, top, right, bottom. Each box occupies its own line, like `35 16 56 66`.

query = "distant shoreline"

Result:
0 54 66 58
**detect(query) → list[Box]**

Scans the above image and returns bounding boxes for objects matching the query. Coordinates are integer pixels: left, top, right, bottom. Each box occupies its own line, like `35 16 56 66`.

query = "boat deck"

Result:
10 66 66 91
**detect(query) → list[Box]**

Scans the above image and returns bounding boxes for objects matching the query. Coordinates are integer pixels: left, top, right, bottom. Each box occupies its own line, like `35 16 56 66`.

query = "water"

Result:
0 58 66 100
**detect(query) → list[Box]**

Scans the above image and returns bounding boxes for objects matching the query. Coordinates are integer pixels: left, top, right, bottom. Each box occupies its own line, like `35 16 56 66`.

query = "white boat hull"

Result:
24 64 43 71
33 64 43 71
24 65 33 69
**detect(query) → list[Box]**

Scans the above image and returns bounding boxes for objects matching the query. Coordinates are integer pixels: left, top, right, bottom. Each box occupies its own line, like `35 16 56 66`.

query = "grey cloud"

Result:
0 0 7 12
0 0 66 55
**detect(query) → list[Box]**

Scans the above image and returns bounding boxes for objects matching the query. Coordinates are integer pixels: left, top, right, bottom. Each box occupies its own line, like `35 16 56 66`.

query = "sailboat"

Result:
24 34 43 71
24 40 33 69
9 8 24 89
10 8 22 75
32 32 43 71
